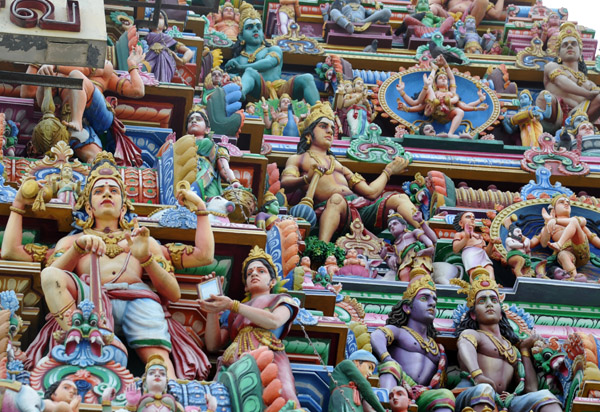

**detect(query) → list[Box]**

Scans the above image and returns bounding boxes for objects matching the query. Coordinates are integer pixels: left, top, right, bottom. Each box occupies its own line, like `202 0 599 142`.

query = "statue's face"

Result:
354 360 376 378
519 92 532 107
559 36 581 63
510 227 522 239
242 18 263 47
472 290 501 325
577 122 595 138
211 70 224 86
51 380 78 403
222 6 235 19
548 13 559 26
353 78 364 93
460 212 475 231
553 196 571 217
301 256 311 266
61 166 73 180
389 386 410 410
146 365 168 394
343 82 353 94
408 289 437 324
326 255 337 264
187 112 208 137
87 178 124 220
422 124 436 136
310 118 335 150
245 260 274 293
157 15 166 31
465 16 476 31
436 73 448 88
416 0 429 12
279 97 291 111
388 218 406 238
265 199 279 215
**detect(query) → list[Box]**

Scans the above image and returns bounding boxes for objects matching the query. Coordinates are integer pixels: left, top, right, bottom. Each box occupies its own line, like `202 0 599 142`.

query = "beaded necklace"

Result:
240 45 265 63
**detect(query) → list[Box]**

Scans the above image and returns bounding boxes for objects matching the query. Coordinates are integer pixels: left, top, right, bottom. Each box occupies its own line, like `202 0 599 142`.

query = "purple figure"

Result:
371 274 455 412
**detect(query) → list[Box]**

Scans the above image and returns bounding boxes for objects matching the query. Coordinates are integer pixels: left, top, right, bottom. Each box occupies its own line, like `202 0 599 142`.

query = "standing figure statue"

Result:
281 101 416 243
2 152 214 380
503 90 552 147
452 274 562 412
505 224 534 278
371 274 455 412
199 247 301 407
277 0 301 35
50 164 81 206
345 77 375 139
328 350 386 412
224 2 319 105
380 212 437 282
328 0 392 34
145 10 194 83
452 212 501 281
539 22 600 129
537 194 600 280
21 48 146 165
396 56 488 138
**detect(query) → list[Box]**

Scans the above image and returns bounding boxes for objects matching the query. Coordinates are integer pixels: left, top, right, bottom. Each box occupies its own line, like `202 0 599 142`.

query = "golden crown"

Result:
518 89 532 100
75 151 133 213
145 354 168 373
241 246 278 283
262 191 277 206
557 22 583 52
300 101 335 135
238 1 261 31
403 274 436 300
451 272 499 308
188 104 206 118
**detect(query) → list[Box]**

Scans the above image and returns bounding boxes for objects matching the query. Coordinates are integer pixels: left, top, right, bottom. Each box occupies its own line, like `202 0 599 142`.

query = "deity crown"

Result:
262 191 277 206
301 101 335 134
557 22 583 51
242 246 278 281
402 273 436 301
75 151 133 213
188 104 207 118
145 353 168 373
238 1 261 31
451 272 499 308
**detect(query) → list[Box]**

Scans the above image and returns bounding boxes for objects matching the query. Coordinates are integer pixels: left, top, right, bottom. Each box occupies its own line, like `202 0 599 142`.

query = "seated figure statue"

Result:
539 23 600 130
452 274 562 412
371 274 455 412
224 2 319 105
328 0 392 34
2 152 215 380
281 101 418 243
429 0 507 26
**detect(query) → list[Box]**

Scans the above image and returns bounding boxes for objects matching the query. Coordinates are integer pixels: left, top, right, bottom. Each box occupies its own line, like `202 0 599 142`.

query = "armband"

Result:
458 333 478 349
281 167 300 177
154 254 175 274
165 243 195 270
349 172 366 188
24 243 48 263
377 326 394 345
548 68 567 82
267 51 282 65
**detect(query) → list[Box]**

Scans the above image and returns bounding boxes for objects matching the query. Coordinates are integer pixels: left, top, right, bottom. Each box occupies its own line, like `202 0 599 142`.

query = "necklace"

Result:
480 330 518 364
401 326 439 355
240 45 265 63
562 65 588 86
83 228 126 258
307 150 336 175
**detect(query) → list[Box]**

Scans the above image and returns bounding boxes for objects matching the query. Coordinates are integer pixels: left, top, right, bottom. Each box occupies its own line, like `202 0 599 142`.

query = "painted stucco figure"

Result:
503 90 552 147
328 0 392 34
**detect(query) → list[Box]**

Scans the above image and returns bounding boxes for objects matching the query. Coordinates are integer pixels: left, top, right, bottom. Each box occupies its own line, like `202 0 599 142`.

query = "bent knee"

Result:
41 267 69 290
328 193 347 207
68 70 86 79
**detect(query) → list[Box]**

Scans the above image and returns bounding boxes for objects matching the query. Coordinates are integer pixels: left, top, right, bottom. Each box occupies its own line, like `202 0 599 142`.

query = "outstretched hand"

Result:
198 294 233 314
127 44 146 68
386 156 409 175
125 382 141 407
124 219 151 261
176 186 206 214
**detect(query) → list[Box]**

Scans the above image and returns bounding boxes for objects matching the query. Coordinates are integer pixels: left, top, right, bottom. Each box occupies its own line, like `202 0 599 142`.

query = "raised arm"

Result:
106 45 146 98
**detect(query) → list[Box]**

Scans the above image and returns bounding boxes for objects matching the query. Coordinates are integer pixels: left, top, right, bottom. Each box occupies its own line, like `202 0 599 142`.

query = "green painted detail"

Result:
218 354 265 412
0 229 39 246
283 337 329 364
44 365 124 405
176 256 233 293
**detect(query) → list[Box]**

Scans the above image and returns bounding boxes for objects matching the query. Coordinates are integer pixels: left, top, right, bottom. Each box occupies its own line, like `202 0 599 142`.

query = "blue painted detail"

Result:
294 299 319 326
351 69 393 85
292 363 334 412
157 143 176 205
0 290 19 316
168 380 232 410
345 329 358 358
520 167 573 199
51 334 123 367
157 206 197 229
266 224 285 281
126 125 173 168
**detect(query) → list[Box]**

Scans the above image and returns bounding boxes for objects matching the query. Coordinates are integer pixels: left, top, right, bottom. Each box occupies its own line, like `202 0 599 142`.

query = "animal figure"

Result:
206 196 235 225
0 381 45 412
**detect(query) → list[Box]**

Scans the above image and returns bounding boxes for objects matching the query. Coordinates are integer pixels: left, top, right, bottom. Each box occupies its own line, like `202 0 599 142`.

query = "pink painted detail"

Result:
10 0 81 32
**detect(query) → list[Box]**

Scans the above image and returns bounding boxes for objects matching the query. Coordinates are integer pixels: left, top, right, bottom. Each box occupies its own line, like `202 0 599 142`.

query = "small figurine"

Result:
51 164 81 206
418 123 437 136
43 379 81 412
276 0 301 35
145 10 194 83
502 90 552 147
455 15 496 54
328 350 386 412
260 94 302 137
3 118 18 156
505 223 534 278
452 211 500 281
345 77 375 139
452 274 562 412
208 1 240 40
327 0 392 34
324 254 340 276
537 194 600 280
380 212 437 281
429 0 507 26
199 246 301 407
396 56 488 138
532 11 563 55
299 255 316 288
255 191 281 231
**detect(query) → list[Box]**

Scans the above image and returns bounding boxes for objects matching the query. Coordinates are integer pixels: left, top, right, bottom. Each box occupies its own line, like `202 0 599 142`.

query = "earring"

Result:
306 136 311 145
557 57 562 63
81 215 94 230
240 40 246 45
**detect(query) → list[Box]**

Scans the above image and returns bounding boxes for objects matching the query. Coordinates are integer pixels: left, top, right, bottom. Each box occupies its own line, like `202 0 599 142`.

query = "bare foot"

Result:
548 242 562 252
61 120 82 131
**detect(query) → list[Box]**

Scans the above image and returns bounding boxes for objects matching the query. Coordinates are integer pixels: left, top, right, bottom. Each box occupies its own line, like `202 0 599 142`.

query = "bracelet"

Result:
128 66 139 73
400 91 407 96
195 210 210 216
231 300 240 313
380 351 391 361
9 205 25 215
102 399 112 406
139 255 154 268
382 169 391 180
470 368 483 379
230 178 240 184
303 175 310 184
521 349 531 358
72 240 86 255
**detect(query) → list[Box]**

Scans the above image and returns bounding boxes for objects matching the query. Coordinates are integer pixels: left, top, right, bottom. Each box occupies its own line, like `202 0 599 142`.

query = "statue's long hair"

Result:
386 298 438 339
455 307 520 345
298 118 334 155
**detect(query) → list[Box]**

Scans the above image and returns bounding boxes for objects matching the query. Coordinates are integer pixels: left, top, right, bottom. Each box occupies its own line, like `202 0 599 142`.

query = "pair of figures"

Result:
397 56 488 138
336 77 375 139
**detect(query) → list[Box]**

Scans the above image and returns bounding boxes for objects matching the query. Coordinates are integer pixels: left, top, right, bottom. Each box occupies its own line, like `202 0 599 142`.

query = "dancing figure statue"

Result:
396 56 488 138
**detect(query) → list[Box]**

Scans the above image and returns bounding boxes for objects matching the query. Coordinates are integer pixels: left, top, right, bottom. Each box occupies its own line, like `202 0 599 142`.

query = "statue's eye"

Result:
542 351 552 360
73 318 81 326
89 319 97 327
